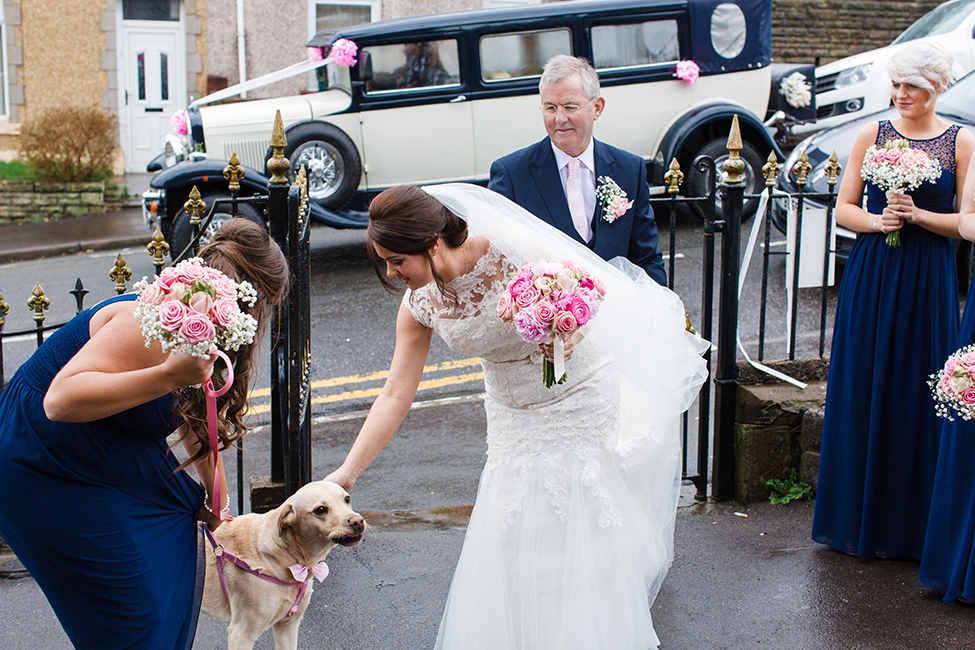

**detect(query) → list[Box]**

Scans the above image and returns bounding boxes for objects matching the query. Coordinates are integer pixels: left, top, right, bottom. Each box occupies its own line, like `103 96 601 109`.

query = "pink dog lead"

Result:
203 349 233 522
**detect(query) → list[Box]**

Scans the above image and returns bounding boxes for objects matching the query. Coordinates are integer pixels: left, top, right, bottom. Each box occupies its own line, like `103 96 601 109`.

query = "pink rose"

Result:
188 291 214 315
209 297 239 328
139 283 166 306
177 264 207 284
534 275 555 293
515 286 541 310
554 311 577 334
497 293 514 322
514 311 551 344
533 300 558 325
213 279 237 301
960 352 975 369
158 299 190 333
508 276 532 298
897 150 919 169
882 148 902 164
593 279 607 299
179 312 216 346
567 297 591 326
155 267 180 291
961 388 975 405
946 357 960 373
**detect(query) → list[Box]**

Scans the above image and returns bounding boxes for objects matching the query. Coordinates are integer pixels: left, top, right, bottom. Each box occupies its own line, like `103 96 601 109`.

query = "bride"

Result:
325 183 708 648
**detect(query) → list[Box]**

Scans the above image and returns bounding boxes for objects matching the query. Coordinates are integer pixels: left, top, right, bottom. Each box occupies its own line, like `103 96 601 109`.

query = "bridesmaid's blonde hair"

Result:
885 41 954 106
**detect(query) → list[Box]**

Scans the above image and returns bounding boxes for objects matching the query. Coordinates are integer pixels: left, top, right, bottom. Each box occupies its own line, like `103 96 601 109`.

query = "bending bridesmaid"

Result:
812 42 975 559
0 220 289 649
920 149 975 604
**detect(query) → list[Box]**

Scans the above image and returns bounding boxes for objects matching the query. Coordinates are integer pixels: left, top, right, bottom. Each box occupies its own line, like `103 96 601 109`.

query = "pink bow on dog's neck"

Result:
289 562 329 583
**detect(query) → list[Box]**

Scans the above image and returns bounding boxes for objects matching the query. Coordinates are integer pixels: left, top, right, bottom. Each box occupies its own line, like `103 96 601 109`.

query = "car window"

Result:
592 20 679 70
363 40 461 94
893 0 975 44
480 29 572 82
935 71 975 122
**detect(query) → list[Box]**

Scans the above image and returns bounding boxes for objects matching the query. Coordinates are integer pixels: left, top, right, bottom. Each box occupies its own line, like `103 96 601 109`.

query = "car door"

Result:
357 37 475 188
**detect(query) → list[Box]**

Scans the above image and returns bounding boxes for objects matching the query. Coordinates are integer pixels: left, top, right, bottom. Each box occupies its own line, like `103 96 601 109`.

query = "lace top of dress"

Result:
866 120 960 216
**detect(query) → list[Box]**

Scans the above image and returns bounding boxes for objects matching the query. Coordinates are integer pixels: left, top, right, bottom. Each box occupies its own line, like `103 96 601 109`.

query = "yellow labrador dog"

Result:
201 479 366 650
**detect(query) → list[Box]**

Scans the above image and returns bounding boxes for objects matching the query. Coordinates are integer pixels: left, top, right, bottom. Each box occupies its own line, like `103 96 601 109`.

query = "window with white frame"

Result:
310 0 378 36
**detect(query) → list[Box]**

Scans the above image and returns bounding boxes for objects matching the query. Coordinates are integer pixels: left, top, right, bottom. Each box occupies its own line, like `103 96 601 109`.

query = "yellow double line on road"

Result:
246 357 483 415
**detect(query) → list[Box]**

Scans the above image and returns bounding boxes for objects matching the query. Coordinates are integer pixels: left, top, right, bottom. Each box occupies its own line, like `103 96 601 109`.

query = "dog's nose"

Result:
348 514 365 533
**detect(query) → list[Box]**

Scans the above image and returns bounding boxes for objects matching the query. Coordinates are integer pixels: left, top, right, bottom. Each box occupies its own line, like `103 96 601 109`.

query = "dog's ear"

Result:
278 503 296 537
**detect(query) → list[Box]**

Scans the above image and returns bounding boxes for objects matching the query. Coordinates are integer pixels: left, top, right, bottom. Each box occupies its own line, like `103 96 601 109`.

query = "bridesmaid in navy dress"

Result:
812 42 975 559
921 149 975 604
0 220 288 649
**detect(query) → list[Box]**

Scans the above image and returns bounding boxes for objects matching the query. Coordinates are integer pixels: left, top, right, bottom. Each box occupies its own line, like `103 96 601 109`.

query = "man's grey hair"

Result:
539 55 601 100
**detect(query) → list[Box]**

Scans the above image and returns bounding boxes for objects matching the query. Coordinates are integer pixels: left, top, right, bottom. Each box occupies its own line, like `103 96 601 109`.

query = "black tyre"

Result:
688 138 765 220
278 122 361 211
170 193 264 261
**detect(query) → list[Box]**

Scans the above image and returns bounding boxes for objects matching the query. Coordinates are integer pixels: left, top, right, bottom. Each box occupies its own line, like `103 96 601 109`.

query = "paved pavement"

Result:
1 182 975 648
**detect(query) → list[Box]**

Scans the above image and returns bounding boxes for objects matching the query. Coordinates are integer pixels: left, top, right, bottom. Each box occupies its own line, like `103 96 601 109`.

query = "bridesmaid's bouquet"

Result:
859 138 942 247
929 344 975 421
133 257 258 358
497 261 606 388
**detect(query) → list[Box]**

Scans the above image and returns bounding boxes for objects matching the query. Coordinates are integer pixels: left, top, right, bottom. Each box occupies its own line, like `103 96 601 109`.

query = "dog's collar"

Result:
202 524 319 617
277 543 330 583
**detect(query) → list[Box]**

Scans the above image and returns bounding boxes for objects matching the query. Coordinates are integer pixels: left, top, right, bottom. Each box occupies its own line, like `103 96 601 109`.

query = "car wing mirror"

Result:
355 50 373 85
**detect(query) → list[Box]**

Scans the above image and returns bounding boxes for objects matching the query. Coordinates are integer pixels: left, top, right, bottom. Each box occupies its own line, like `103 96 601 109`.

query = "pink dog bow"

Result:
290 562 329 582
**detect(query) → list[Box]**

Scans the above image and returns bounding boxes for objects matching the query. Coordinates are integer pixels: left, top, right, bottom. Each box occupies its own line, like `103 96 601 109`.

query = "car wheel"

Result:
170 194 265 261
688 138 765 220
279 122 361 211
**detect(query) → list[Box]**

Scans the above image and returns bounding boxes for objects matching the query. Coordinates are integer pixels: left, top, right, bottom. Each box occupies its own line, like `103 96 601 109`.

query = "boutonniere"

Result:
595 176 634 223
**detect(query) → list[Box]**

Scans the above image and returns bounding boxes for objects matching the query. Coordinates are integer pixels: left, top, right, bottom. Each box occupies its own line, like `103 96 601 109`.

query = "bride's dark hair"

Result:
176 218 290 468
366 184 468 301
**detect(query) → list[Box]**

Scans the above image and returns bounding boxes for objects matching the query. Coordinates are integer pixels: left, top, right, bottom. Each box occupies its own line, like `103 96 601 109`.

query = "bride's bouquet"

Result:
133 257 259 358
859 138 942 247
497 261 606 388
929 344 975 421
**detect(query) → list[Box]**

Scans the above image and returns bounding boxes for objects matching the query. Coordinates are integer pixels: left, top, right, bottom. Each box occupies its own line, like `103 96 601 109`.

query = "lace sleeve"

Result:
402 289 434 328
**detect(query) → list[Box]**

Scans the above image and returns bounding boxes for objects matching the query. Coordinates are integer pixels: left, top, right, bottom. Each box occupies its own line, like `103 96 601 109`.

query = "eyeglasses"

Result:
539 97 595 116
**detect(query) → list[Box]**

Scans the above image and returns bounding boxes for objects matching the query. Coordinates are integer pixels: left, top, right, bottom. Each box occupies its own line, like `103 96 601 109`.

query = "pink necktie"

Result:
566 159 591 242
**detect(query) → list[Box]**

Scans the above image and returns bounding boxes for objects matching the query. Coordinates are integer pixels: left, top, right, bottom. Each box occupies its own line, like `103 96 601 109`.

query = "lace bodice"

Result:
404 240 621 528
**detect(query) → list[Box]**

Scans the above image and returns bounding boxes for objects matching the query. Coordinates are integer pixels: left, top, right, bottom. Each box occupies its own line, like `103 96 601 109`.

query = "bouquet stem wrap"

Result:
204 349 233 522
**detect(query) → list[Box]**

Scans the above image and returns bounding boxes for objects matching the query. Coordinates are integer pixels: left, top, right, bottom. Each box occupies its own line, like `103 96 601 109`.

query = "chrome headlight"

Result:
833 63 873 89
164 135 187 168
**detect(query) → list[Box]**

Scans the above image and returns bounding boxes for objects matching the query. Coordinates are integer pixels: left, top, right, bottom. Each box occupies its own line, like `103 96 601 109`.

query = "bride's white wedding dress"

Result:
405 215 705 648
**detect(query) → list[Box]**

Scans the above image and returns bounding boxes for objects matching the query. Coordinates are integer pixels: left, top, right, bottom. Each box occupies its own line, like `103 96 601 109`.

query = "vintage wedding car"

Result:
143 0 815 251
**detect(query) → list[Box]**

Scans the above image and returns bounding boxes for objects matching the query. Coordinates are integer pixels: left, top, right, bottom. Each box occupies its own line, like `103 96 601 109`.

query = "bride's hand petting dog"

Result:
201 479 366 650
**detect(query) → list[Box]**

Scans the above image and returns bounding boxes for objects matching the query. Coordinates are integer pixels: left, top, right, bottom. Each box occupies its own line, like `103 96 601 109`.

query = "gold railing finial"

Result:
794 150 812 187
184 186 207 227
27 283 50 324
722 115 745 185
109 254 132 295
825 151 842 186
664 158 683 194
762 151 780 187
224 153 245 192
147 228 170 267
0 290 9 328
267 110 291 184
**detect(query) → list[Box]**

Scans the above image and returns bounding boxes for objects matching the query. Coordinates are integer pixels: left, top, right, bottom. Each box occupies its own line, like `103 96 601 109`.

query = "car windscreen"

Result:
892 0 975 44
937 72 975 123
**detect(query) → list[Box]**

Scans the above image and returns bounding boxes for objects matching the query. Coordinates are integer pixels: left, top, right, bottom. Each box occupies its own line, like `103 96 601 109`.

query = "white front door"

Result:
119 24 184 172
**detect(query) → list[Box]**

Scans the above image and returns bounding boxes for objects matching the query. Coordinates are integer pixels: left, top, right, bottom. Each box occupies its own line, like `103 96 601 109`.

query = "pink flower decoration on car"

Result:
329 39 358 67
675 60 700 84
307 47 324 63
170 110 189 136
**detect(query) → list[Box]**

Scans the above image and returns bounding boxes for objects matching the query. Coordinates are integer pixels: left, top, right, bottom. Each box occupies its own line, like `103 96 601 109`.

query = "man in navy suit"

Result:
488 55 666 286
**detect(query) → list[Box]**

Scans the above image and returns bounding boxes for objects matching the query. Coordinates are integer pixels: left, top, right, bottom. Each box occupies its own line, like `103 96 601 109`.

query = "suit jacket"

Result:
488 137 667 286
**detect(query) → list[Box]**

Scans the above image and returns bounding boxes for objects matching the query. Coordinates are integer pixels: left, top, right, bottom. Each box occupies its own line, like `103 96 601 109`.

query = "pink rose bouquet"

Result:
498 261 606 388
859 138 942 247
133 257 259 358
929 344 975 421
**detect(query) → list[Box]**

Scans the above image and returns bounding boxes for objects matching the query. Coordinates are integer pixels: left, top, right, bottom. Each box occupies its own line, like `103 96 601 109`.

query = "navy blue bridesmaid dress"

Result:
812 121 962 559
0 294 205 649
920 276 975 604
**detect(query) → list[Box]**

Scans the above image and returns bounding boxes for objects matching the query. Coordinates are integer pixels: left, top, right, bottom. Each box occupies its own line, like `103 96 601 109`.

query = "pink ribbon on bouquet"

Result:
203 349 233 522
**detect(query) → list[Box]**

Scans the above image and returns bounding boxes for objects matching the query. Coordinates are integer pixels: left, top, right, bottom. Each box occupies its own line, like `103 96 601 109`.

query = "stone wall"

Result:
0 181 113 225
772 0 944 65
